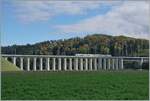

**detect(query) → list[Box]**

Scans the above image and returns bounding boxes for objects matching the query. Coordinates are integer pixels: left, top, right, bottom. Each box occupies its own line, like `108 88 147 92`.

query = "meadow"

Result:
1 71 149 100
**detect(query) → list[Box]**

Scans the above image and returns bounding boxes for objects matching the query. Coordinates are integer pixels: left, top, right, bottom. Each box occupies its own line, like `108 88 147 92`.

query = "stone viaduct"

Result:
2 54 149 71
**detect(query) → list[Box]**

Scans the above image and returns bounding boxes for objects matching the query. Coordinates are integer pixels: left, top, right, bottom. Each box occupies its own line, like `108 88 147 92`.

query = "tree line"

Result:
2 34 149 57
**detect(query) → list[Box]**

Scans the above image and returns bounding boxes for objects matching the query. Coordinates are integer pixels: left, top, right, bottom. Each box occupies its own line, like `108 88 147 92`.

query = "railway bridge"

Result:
1 54 149 71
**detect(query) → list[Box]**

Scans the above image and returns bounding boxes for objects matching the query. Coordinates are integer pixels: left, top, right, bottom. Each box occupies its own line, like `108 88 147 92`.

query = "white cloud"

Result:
11 0 118 23
7 0 150 39
55 1 150 39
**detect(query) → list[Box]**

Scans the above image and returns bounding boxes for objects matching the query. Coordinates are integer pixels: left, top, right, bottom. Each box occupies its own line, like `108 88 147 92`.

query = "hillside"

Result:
1 34 149 56
1 58 21 71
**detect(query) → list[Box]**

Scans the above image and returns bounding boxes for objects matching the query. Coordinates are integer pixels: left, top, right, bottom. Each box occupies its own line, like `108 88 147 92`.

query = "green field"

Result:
1 71 149 100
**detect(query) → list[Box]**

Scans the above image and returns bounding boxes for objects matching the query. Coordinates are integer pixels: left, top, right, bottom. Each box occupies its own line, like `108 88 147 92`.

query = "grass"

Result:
1 58 21 71
1 71 149 100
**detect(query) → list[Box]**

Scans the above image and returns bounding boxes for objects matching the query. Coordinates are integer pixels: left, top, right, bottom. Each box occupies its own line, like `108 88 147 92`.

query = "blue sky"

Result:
1 0 149 46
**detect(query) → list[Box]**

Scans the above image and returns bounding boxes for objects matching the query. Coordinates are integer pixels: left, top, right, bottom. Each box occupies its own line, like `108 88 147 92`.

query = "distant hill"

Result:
1 58 21 71
1 34 149 57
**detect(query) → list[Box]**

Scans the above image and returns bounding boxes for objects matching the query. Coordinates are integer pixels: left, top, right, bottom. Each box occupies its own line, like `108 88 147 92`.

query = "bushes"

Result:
142 62 149 70
124 61 149 70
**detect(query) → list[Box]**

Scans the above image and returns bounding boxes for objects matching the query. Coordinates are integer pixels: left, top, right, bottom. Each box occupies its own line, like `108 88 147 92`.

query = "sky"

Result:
1 0 150 46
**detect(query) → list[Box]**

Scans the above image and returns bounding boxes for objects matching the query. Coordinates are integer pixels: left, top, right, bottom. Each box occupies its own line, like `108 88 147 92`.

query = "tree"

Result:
2 34 149 57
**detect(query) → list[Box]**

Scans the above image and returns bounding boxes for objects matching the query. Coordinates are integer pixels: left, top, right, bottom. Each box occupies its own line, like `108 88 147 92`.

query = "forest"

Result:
1 34 149 57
